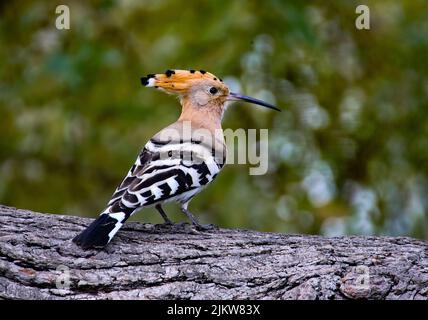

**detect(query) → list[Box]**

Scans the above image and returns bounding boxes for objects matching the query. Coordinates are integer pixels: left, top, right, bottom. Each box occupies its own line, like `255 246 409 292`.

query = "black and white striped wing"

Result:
103 138 224 221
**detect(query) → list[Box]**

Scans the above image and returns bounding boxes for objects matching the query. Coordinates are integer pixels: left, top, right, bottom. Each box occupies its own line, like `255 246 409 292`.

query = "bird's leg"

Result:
155 204 173 225
180 203 218 231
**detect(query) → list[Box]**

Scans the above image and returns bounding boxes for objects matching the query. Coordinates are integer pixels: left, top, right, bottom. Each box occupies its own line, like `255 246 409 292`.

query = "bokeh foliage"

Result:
1 0 427 238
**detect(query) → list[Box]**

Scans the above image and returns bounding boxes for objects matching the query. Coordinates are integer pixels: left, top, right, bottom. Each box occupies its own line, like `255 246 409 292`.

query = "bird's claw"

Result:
193 223 218 232
154 221 174 229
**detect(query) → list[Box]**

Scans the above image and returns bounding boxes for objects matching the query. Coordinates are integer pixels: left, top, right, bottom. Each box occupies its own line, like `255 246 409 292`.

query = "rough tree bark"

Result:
0 205 426 300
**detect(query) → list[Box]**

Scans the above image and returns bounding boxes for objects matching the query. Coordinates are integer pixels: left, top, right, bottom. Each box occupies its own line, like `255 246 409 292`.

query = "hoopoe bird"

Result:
73 69 279 249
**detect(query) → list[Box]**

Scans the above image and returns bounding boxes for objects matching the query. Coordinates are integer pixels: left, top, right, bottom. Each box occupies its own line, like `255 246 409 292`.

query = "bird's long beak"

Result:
227 92 280 111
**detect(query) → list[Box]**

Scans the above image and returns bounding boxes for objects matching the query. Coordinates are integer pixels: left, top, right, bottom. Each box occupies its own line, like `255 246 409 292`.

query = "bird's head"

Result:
140 69 280 115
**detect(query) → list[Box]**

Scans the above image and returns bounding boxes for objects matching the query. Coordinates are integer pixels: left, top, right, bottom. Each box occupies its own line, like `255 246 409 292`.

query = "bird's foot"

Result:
161 220 173 226
192 223 219 232
154 220 174 229
180 207 218 232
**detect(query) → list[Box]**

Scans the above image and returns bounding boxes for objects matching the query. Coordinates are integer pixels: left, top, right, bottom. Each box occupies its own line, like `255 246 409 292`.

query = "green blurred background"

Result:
1 0 427 239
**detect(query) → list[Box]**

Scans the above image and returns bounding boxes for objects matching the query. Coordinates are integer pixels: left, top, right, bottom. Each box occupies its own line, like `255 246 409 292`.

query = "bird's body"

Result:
73 69 279 249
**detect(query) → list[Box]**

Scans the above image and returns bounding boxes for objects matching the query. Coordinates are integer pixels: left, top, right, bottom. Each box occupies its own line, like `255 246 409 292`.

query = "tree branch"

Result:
0 205 426 299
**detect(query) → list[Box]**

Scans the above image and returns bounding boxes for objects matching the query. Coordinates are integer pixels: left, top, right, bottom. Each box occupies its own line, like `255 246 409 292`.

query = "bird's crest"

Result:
141 69 226 94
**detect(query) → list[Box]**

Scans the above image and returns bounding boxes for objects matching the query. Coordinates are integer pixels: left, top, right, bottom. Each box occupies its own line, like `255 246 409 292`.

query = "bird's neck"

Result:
178 99 224 133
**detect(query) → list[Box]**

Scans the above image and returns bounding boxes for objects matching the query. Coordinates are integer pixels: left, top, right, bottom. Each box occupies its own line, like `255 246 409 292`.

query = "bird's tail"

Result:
73 213 127 250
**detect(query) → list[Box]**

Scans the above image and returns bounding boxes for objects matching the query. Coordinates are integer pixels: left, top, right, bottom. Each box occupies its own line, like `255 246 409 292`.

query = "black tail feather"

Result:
73 214 120 250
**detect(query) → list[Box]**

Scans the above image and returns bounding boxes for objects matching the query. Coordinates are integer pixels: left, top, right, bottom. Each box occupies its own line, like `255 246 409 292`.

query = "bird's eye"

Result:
209 87 218 95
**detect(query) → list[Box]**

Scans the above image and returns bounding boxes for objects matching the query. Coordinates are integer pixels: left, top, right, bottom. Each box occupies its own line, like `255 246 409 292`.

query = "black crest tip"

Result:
140 77 149 86
165 69 175 77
